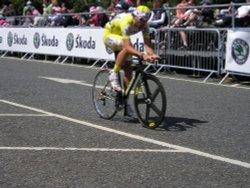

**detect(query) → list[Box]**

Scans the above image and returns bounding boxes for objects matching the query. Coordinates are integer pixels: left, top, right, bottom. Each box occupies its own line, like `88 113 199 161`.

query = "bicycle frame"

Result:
119 61 146 105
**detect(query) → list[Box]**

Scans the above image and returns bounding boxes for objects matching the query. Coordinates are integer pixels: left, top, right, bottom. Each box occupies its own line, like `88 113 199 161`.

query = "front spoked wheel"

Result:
134 74 167 129
92 69 118 119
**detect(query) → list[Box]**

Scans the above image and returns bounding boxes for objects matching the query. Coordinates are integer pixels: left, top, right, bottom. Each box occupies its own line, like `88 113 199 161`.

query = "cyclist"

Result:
103 5 160 93
103 5 160 117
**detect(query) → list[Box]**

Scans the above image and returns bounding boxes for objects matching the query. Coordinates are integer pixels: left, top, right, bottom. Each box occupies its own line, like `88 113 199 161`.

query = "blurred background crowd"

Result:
0 0 249 28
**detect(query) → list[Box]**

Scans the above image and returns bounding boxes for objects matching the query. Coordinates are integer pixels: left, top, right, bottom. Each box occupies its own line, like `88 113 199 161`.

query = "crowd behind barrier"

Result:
0 0 250 83
1 1 250 28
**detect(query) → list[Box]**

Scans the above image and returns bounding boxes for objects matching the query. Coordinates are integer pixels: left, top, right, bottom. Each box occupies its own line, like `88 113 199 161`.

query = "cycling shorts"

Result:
103 32 122 52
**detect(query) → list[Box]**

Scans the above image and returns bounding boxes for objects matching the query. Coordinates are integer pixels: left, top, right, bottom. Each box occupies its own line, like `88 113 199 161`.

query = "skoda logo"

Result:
232 38 249 65
7 32 13 47
33 32 40 49
66 33 74 51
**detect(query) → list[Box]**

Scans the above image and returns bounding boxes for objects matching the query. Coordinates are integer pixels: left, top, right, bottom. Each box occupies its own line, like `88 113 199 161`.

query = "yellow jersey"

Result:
104 13 150 39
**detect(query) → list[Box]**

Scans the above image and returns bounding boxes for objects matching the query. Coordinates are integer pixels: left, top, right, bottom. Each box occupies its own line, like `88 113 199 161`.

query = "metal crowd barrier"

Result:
147 27 224 82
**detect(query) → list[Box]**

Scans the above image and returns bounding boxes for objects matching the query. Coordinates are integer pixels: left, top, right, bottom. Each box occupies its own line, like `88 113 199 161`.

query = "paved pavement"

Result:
0 57 249 188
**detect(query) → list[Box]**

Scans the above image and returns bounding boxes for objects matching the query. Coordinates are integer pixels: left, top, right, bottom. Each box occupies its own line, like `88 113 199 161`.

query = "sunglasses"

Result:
140 15 151 23
139 12 151 23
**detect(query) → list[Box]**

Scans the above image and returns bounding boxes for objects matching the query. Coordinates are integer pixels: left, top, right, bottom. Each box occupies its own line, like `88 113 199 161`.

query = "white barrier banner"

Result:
225 30 250 74
0 28 64 54
62 28 114 60
62 28 144 60
0 27 144 61
30 28 64 55
0 28 33 53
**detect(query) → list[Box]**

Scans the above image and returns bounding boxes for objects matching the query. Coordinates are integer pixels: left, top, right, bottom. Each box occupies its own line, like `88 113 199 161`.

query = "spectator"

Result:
214 0 246 27
106 0 120 19
71 7 89 26
182 3 200 26
107 0 120 11
87 6 109 27
199 0 214 26
106 0 134 20
136 0 141 6
3 4 16 25
0 14 10 27
235 0 250 27
0 5 8 16
115 0 134 11
23 1 35 16
168 0 203 48
61 2 68 14
48 0 67 26
171 0 199 27
214 0 231 18
22 8 34 26
22 1 40 26
148 0 168 28
176 0 189 20
34 0 52 26
7 4 16 16
168 0 191 48
22 1 41 26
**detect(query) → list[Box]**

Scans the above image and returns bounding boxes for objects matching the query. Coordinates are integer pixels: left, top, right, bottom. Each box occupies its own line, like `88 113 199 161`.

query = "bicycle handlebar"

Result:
128 56 162 67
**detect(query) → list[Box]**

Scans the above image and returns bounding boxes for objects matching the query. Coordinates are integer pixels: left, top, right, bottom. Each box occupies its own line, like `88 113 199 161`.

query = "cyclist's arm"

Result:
122 38 154 61
144 36 154 56
141 25 159 59
122 38 144 57
143 36 160 61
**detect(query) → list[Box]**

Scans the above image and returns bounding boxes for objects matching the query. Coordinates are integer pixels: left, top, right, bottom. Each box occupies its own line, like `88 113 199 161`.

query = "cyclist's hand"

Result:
142 53 160 63
150 54 160 61
142 53 152 62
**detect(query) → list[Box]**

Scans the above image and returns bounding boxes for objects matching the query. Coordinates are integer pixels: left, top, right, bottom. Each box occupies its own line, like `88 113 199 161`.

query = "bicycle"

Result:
92 57 167 129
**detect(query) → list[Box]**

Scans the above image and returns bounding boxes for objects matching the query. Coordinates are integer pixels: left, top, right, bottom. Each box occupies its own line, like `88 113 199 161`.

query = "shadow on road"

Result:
158 116 208 131
110 115 208 132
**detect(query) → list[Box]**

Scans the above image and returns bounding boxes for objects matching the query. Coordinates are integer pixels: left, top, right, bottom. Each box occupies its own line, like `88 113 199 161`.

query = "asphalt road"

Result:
0 57 249 188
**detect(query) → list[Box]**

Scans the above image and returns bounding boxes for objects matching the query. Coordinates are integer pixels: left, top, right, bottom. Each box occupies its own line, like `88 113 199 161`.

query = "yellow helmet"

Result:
136 5 150 12
133 5 151 23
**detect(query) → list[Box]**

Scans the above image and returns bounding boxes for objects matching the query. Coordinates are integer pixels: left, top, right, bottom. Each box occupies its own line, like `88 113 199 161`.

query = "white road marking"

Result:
1 99 250 169
157 75 250 90
39 76 92 86
40 76 102 88
40 76 138 94
40 75 250 91
0 147 184 153
0 114 51 116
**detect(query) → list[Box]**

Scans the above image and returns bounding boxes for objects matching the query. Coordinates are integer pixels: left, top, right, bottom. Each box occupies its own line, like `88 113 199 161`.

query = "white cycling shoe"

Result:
109 70 122 92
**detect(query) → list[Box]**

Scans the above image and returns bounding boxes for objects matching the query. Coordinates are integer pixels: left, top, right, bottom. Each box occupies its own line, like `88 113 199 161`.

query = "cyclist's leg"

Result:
104 33 132 72
122 57 135 117
104 34 131 91
104 34 123 91
123 59 133 89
